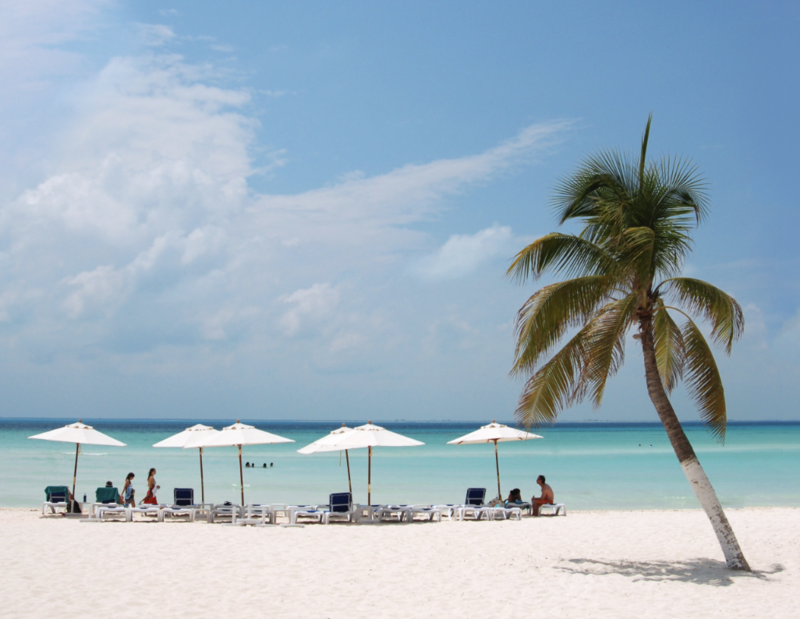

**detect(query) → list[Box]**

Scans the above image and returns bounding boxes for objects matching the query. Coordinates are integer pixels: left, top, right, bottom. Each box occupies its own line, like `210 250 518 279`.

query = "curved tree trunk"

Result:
639 315 750 571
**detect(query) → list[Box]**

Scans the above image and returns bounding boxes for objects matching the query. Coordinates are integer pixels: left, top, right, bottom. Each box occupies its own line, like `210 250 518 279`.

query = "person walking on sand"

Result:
531 475 554 516
143 468 160 505
122 472 136 507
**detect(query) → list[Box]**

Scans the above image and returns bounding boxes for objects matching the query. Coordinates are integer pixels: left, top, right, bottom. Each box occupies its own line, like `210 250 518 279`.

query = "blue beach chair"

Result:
457 488 488 520
322 492 358 524
42 486 69 516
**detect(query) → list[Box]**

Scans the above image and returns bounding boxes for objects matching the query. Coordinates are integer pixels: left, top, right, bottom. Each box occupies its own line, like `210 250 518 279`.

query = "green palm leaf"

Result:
583 293 639 406
661 278 744 353
682 318 727 441
514 327 590 428
506 233 613 283
653 304 685 393
512 275 614 375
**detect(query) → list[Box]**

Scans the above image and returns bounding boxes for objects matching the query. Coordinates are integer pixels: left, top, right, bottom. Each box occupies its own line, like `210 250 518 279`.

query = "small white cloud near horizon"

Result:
411 224 514 280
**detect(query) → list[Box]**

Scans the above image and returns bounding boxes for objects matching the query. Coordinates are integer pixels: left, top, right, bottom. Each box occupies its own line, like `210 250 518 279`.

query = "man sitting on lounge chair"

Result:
531 475 554 517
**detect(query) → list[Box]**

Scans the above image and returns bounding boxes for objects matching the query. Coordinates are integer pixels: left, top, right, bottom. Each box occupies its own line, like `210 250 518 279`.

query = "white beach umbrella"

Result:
153 424 219 504
447 420 543 500
28 420 126 501
331 421 424 505
191 420 294 505
297 424 356 494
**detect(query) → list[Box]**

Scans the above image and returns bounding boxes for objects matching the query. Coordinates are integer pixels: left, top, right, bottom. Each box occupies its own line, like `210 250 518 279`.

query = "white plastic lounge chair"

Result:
456 488 489 520
82 487 128 522
538 503 567 516
42 486 69 516
288 505 324 525
482 505 523 520
160 488 202 521
209 503 243 523
407 504 442 522
94 505 131 522
128 504 165 520
237 504 273 526
158 505 197 522
375 504 414 522
270 504 290 524
321 493 358 525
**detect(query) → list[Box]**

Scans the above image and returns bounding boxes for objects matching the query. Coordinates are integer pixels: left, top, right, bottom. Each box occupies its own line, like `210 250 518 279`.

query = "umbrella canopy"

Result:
153 424 219 504
447 421 543 500
29 420 126 501
297 424 356 493
329 421 424 504
447 421 543 445
191 421 294 505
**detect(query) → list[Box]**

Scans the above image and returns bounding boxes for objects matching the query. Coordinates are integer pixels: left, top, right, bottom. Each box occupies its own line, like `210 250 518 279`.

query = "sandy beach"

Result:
1 507 797 618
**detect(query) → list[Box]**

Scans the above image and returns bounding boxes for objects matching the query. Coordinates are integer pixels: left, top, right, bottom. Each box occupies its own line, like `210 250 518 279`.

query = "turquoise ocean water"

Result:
1 419 798 510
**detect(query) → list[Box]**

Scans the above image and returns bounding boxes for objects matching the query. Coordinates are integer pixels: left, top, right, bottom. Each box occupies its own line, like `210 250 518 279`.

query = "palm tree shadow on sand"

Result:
554 559 783 586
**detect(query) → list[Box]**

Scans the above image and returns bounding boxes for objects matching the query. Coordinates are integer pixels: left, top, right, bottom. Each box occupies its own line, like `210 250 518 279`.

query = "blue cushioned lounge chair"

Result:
42 486 69 516
322 492 358 524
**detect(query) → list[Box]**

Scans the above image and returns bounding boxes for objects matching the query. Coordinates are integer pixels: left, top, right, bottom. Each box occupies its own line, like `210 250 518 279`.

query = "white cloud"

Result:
412 224 514 280
137 23 176 47
0 5 572 420
279 283 340 336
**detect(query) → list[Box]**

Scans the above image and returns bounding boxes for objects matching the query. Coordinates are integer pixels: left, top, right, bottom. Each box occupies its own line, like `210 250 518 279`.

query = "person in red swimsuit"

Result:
143 468 160 505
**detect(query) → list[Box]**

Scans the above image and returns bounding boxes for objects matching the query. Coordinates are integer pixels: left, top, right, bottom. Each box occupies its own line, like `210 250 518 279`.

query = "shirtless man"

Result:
531 475 554 516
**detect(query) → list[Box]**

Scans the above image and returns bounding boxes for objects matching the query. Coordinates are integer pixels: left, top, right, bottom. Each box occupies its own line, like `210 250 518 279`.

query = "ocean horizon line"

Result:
2 417 798 427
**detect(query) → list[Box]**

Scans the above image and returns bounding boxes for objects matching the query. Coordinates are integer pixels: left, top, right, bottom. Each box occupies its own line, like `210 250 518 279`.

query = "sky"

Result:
0 0 798 422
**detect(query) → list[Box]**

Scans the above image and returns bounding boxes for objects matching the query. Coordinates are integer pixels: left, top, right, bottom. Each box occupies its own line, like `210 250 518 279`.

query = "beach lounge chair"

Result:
288 504 324 525
431 504 459 520
128 504 165 520
209 503 243 523
482 505 523 520
156 488 202 522
408 504 442 522
321 493 358 525
538 503 567 516
42 486 69 516
85 487 128 521
456 488 489 520
174 488 194 507
270 504 290 524
237 504 273 526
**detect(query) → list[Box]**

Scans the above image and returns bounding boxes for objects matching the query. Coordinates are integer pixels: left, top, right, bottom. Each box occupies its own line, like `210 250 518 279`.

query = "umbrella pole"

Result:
238 445 245 506
199 448 205 504
494 440 502 500
72 443 80 501
345 449 352 495
368 446 372 505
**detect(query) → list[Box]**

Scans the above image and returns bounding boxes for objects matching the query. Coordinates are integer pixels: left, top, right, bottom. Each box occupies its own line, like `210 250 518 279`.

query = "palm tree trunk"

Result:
639 316 750 571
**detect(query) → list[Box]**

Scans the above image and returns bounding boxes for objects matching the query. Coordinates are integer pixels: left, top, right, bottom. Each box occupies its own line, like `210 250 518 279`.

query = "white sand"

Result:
1 507 797 618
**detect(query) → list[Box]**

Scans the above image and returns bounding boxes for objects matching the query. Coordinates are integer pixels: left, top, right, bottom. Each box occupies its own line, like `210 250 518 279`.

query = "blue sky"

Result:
0 1 797 422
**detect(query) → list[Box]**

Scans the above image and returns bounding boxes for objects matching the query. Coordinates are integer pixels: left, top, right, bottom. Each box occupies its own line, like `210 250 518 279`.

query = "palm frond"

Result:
639 113 652 184
506 233 614 283
661 278 744 353
512 276 614 375
583 293 640 406
514 326 590 428
653 304 685 393
682 318 727 442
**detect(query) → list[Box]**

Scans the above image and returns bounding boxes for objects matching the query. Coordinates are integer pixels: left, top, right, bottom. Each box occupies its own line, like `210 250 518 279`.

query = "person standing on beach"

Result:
121 472 136 507
531 475 553 516
143 468 159 505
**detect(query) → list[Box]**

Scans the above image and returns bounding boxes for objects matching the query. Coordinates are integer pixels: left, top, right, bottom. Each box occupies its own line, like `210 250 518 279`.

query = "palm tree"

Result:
507 117 750 570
